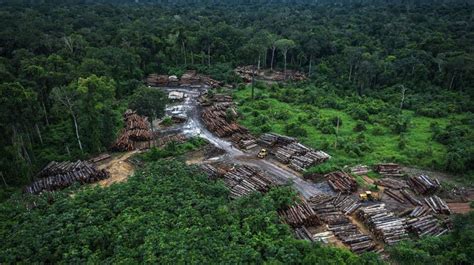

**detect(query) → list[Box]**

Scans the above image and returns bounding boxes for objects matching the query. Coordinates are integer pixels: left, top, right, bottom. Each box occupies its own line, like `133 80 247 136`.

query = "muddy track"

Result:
158 87 329 198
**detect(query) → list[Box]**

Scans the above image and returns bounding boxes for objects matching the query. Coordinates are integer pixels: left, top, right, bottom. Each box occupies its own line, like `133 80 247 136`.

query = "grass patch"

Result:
234 86 463 172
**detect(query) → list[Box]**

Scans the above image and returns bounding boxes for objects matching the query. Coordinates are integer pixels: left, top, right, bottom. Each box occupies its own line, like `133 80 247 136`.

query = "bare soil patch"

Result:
97 151 139 187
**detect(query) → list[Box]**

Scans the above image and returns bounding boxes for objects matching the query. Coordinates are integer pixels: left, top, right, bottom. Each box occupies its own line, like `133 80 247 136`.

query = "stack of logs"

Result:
200 164 227 180
25 160 109 194
325 171 357 194
112 110 152 151
258 133 296 147
375 163 404 177
294 226 314 242
222 165 276 198
424 195 451 214
350 165 370 176
279 198 320 227
406 214 448 237
384 188 423 207
134 133 187 150
89 153 111 163
400 189 423 206
158 133 187 146
234 66 307 82
289 150 331 172
375 178 408 190
405 206 431 218
231 133 258 150
408 175 441 195
310 193 374 253
273 141 330 172
356 204 408 245
328 223 376 253
201 103 248 138
384 189 407 204
146 71 222 88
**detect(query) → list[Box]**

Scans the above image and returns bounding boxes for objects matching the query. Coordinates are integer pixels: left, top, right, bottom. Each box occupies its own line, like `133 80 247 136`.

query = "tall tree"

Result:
275 39 296 77
129 87 167 134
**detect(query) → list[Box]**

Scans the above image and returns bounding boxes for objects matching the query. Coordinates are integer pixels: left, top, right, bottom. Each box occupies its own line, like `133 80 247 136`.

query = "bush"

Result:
349 107 370 121
285 123 308 137
353 121 366 132
161 116 173 126
273 110 290 120
398 134 407 150
259 124 272 133
254 100 270 110
371 125 385 136
252 115 269 126
330 116 343 127
389 115 411 134
318 119 335 134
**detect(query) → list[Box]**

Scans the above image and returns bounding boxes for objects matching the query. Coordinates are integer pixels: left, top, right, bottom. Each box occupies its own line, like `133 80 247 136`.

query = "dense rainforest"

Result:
0 0 473 263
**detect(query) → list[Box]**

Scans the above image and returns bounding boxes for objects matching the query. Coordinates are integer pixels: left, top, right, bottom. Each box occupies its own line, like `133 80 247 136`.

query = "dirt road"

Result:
159 87 330 198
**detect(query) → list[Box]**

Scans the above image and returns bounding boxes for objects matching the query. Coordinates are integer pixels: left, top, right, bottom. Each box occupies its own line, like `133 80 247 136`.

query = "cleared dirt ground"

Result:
97 151 139 187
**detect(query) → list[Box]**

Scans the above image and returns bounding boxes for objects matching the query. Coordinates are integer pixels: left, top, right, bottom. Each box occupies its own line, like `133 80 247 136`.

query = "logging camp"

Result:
1 2 473 264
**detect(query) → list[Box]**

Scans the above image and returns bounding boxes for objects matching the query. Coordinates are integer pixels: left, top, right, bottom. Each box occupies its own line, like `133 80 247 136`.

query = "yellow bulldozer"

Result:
257 148 268 159
359 191 381 202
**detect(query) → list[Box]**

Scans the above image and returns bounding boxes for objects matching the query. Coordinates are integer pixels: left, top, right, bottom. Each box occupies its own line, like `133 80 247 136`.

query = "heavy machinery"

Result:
359 191 381 202
257 148 268 159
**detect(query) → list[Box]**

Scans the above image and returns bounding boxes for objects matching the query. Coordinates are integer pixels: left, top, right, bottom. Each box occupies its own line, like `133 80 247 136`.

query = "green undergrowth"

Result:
234 85 471 176
139 137 208 161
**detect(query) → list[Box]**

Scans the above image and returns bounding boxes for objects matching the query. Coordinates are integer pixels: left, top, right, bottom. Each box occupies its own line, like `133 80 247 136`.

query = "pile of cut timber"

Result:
258 133 295 147
424 195 451 214
234 65 307 83
231 133 258 150
146 74 169 86
310 193 374 253
274 141 330 171
223 165 276 198
406 215 448 237
212 94 233 102
89 153 111 163
375 178 408 190
201 103 248 138
399 206 432 218
400 189 423 206
313 231 335 244
112 110 152 151
408 175 441 195
350 165 370 176
310 193 361 218
155 133 187 147
294 226 314 242
312 200 348 225
279 198 320 227
333 195 362 215
375 163 404 177
356 204 408 245
201 164 223 180
133 133 187 150
328 223 376 253
325 171 357 194
146 71 222 88
25 160 109 194
290 150 330 172
384 189 406 204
